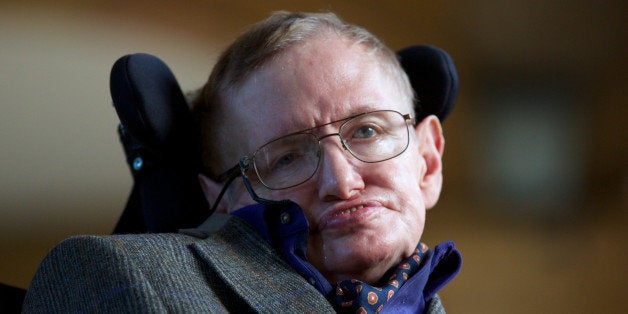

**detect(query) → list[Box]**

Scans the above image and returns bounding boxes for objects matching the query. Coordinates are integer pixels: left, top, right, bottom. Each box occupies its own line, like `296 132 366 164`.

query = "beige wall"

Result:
1 1 626 312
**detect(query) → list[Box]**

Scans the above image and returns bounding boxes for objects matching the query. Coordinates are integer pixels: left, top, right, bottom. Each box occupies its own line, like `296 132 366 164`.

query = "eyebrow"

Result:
281 110 371 138
290 104 383 134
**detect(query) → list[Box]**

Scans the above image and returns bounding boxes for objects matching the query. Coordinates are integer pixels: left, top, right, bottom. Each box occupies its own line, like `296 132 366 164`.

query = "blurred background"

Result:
1 0 626 312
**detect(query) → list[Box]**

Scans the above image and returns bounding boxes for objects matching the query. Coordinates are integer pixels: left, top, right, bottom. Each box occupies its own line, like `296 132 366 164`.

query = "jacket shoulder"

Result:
23 232 224 312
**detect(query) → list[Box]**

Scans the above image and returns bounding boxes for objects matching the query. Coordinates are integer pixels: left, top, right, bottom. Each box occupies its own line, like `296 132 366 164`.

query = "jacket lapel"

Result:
190 217 334 312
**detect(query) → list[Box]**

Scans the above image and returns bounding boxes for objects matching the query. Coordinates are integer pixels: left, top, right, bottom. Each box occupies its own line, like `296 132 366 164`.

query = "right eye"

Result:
269 151 302 172
274 153 297 168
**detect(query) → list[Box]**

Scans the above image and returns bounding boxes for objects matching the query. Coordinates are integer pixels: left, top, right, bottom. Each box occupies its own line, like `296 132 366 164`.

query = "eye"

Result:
353 125 378 139
268 151 303 172
275 153 297 168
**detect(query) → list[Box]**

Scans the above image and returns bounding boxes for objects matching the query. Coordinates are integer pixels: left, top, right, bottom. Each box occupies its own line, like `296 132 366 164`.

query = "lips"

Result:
317 201 382 231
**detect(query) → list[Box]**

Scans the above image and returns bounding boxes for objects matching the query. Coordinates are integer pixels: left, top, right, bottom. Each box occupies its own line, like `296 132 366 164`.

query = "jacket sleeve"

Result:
22 235 167 313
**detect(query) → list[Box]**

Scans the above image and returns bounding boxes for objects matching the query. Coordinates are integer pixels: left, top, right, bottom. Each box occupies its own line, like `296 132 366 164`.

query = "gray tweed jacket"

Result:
23 215 445 313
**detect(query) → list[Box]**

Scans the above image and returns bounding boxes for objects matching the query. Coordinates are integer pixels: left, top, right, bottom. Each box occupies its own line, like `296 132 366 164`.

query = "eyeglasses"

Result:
210 110 414 212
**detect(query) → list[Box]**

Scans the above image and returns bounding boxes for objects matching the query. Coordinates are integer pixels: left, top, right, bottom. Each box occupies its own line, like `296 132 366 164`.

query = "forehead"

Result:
225 35 411 152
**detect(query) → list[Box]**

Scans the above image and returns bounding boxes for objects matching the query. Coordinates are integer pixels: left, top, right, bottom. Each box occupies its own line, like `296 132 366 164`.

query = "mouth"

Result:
334 205 364 216
318 202 381 232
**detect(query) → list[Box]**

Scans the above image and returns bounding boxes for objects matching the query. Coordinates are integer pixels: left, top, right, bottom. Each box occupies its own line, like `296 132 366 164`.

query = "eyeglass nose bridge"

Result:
317 132 349 151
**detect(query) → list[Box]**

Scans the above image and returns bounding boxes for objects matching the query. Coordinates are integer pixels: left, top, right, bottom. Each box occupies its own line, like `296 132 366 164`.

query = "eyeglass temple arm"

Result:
239 157 293 207
208 165 240 215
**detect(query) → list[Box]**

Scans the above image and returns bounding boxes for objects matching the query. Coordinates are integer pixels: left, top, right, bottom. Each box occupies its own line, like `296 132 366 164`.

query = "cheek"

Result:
374 154 423 192
256 184 316 215
373 155 426 228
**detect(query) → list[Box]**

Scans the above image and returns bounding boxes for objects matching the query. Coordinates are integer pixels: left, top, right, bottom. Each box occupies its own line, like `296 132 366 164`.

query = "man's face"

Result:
223 35 438 284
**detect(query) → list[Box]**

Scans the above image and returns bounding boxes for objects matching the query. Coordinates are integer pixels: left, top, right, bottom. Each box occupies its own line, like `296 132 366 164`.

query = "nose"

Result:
316 138 365 201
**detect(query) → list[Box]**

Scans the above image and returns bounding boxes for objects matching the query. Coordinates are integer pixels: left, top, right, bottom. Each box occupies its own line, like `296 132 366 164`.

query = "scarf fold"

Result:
334 243 430 313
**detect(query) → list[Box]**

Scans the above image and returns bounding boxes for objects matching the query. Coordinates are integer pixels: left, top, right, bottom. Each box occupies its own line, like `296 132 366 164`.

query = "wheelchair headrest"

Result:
398 45 458 122
110 53 196 157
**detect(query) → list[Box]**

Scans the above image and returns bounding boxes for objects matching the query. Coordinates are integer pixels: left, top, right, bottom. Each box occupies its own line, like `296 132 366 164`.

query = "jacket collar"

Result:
186 216 333 312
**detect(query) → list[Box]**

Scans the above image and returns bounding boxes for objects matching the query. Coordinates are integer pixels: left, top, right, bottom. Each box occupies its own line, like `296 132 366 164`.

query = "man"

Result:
23 11 460 313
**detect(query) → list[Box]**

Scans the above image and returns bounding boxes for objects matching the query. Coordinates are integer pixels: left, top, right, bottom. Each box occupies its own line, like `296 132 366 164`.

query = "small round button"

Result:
280 212 291 224
132 157 143 171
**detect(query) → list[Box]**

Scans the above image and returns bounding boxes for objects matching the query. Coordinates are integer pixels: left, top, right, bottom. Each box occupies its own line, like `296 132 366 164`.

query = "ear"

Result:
198 174 228 213
415 115 445 209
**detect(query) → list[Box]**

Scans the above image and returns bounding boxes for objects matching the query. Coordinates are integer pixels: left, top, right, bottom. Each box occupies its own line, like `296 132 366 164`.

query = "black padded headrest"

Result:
398 45 458 122
110 53 194 154
110 54 207 233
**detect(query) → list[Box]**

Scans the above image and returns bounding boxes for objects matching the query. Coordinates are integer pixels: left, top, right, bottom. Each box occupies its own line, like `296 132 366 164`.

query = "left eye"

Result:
354 126 377 138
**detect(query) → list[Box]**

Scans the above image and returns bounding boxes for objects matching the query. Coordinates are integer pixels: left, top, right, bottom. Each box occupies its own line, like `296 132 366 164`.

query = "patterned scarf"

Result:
334 243 430 313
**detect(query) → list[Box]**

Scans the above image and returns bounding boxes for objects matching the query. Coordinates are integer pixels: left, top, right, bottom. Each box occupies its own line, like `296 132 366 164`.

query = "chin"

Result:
320 245 404 284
